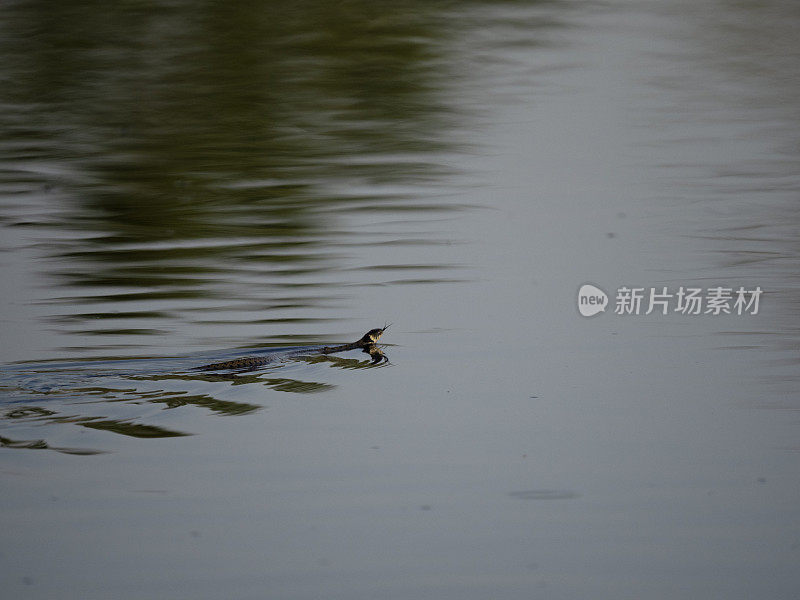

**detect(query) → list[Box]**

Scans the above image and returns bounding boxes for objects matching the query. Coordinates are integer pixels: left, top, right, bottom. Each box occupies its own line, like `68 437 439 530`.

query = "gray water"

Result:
2 1 799 599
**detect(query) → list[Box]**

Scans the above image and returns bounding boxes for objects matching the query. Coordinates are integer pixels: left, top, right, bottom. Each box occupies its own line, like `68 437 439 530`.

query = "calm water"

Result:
2 1 799 599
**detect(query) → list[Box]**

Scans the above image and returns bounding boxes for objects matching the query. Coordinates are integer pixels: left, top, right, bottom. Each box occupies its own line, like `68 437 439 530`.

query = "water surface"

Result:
2 1 799 599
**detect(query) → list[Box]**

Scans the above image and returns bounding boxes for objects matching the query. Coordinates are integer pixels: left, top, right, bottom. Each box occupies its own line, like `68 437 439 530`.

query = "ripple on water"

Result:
508 490 582 501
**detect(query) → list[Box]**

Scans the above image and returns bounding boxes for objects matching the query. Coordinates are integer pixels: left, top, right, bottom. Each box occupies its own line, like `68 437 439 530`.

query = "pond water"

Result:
2 1 799 599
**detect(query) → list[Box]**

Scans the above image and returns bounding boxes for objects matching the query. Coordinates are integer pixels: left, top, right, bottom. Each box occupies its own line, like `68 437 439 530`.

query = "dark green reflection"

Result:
0 0 501 347
0 434 107 455
78 419 189 439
